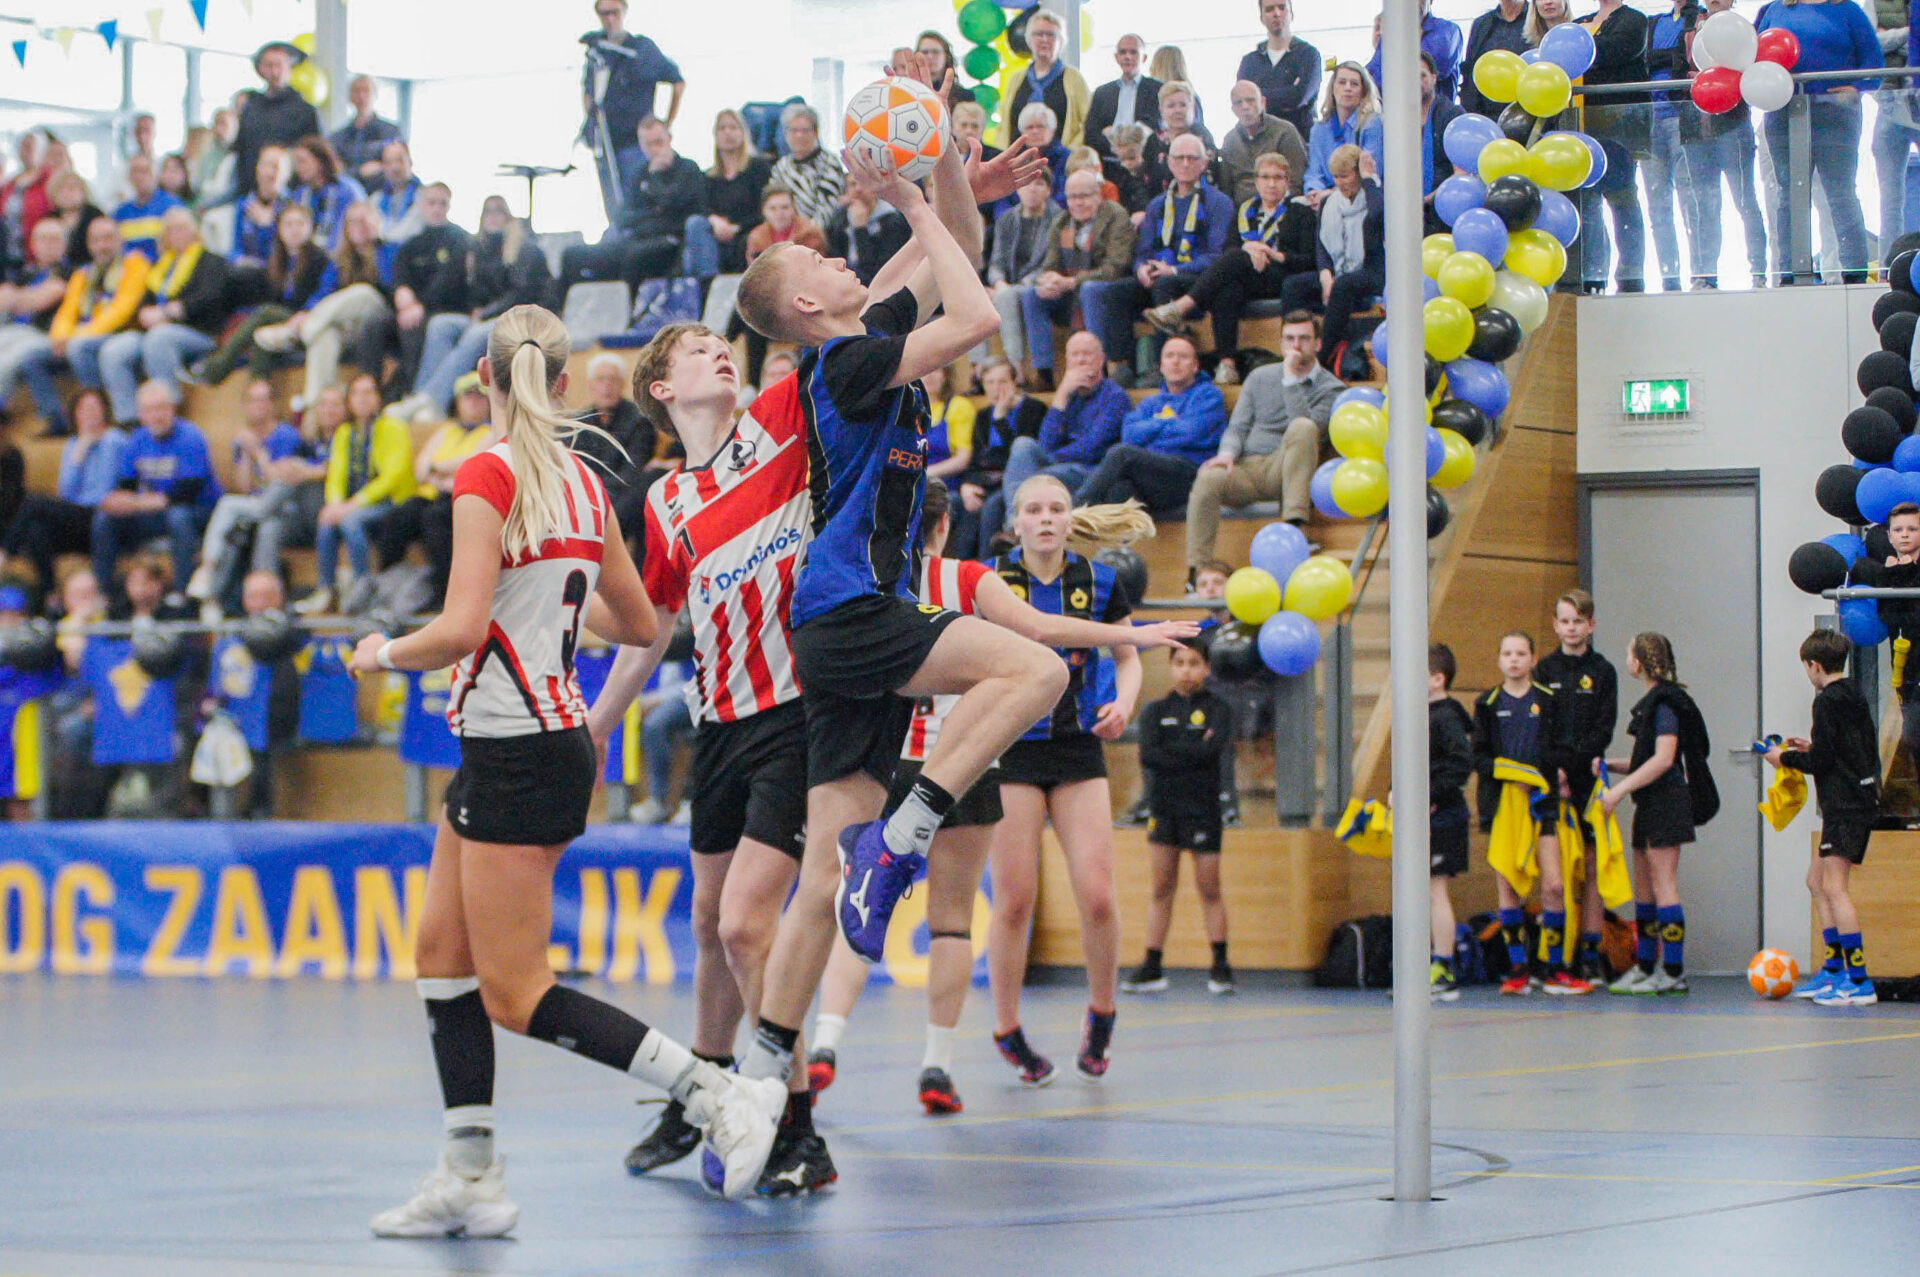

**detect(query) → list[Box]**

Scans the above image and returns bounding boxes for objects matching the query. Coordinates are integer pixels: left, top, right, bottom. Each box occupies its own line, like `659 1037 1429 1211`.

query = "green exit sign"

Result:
1623 378 1690 416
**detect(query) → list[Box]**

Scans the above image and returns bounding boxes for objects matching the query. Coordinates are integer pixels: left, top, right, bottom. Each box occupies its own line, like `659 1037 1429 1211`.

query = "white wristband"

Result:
376 640 398 671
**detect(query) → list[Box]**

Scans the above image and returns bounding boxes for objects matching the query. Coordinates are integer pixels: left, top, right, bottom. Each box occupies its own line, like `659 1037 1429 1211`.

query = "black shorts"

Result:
1819 816 1872 865
1147 809 1223 853
890 759 1004 828
1430 818 1469 878
689 698 808 859
1630 782 1695 851
1000 733 1108 791
792 593 962 788
446 725 595 846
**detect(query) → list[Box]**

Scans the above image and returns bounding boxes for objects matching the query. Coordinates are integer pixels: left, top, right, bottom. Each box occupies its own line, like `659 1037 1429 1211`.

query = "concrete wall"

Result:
1574 284 1883 964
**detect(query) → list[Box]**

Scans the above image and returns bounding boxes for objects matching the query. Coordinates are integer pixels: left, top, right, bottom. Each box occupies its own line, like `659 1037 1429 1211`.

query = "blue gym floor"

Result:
5 974 1919 1275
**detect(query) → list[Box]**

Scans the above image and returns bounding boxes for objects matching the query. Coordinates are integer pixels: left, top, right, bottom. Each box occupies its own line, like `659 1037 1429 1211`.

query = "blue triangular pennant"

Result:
9 40 24 67
97 19 118 50
189 0 208 30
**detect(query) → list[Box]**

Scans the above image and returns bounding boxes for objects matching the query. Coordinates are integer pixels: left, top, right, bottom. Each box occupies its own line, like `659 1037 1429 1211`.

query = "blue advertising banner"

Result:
0 823 988 988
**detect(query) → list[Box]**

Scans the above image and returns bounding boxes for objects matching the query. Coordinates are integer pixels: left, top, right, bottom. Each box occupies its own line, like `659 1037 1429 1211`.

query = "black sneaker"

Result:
918 1066 963 1115
623 1098 702 1174
1076 1008 1116 1082
1207 963 1237 996
993 1026 1057 1087
1120 962 1167 994
756 1126 837 1197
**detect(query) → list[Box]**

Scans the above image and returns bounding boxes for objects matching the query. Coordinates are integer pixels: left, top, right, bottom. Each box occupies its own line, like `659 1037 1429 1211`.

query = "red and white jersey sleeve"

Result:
901 555 991 763
642 373 811 725
446 442 609 738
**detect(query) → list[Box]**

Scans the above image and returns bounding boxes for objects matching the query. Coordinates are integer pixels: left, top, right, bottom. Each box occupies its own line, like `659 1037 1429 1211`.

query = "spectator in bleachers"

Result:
232 42 322 201
681 109 771 279
731 184 825 386
1368 0 1465 101
1105 123 1160 220
1872 0 1916 246
825 185 911 285
370 142 426 274
387 182 467 397
158 153 194 207
956 358 1048 557
1292 144 1385 370
988 176 1066 382
1 131 51 260
924 359 977 494
183 378 304 620
1420 52 1466 235
1306 63 1384 208
767 104 846 229
0 218 77 432
103 114 160 209
246 382 337 570
560 117 704 295
205 569 301 819
1080 132 1233 387
188 110 236 210
91 379 218 590
1238 0 1323 139
581 0 686 222
630 658 696 826
0 389 122 594
1148 82 1218 192
278 200 389 413
97 208 232 422
1185 311 1342 576
1685 1 1769 291
286 136 364 254
1646 2 1703 293
330 75 404 196
378 371 496 604
112 154 181 263
298 373 412 615
571 351 666 549
1065 146 1122 205
1021 168 1137 389
1086 33 1162 160
997 330 1130 515
1462 0 1533 118
33 217 146 432
231 146 288 269
392 196 550 424
1220 80 1309 205
912 31 974 105
1148 46 1205 128
200 202 335 385
954 102 1013 261
49 172 104 274
1016 103 1075 202
1144 153 1317 386
1073 335 1227 512
1575 0 1652 293
1002 9 1091 149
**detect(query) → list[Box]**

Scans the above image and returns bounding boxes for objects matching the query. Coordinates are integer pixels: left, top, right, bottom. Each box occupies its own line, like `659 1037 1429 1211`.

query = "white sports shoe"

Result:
370 1152 519 1239
1607 966 1648 995
670 800 692 827
681 1065 784 1200
629 797 666 825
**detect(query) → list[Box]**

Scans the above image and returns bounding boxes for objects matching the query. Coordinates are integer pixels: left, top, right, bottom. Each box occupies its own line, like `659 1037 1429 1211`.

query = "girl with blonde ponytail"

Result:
349 303 784 1232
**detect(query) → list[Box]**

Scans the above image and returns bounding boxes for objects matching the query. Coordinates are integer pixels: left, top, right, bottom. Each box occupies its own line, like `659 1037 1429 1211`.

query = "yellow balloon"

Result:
1505 228 1567 288
1476 137 1530 184
1422 233 1455 280
1436 250 1496 309
1423 296 1474 363
1225 567 1282 625
1283 555 1356 621
1515 62 1572 118
292 32 316 54
289 61 329 108
1432 429 1477 489
1329 402 1387 460
1473 49 1525 105
1329 458 1389 520
1527 133 1591 192
1081 11 1094 50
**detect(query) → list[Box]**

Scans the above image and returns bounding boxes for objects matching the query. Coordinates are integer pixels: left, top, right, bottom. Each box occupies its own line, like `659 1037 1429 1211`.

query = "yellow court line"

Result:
1814 1163 1920 1184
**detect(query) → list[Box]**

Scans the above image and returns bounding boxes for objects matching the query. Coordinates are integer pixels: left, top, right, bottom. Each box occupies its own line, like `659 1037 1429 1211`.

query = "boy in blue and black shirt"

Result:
1427 643 1474 1000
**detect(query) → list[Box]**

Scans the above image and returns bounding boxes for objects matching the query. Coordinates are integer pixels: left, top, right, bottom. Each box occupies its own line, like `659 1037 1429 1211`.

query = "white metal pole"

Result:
1063 0 1082 69
1381 0 1432 1203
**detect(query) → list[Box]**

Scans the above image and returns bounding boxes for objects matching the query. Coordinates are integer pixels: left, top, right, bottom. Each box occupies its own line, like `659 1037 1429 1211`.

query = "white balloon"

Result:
1693 38 1716 72
1741 60 1794 112
1698 10 1758 73
1488 269 1550 334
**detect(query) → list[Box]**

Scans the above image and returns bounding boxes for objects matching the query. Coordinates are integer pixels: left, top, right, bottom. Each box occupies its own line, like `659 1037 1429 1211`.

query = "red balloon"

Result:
1755 27 1800 70
1690 65 1743 115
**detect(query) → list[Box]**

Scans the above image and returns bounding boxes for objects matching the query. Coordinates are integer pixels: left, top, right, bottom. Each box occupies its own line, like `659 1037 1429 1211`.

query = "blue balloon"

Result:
1909 251 1920 296
1434 173 1488 228
1426 426 1445 478
1311 458 1345 519
1442 112 1503 173
1534 188 1580 247
1856 466 1905 524
1574 131 1608 189
1855 456 1876 470
1370 321 1390 368
1451 207 1510 267
1522 47 1544 64
1822 532 1869 566
1249 521 1312 585
1895 436 1920 473
1444 357 1510 420
1258 611 1323 676
1839 598 1889 647
1539 22 1597 79
1332 386 1385 414
1423 274 1441 302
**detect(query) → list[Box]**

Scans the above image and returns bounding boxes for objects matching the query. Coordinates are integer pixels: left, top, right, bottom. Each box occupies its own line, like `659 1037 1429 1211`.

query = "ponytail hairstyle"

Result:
1008 474 1156 557
485 304 622 563
1631 631 1681 686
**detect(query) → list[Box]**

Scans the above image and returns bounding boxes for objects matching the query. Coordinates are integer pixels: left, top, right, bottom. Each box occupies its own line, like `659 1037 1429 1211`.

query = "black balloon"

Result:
1788 541 1849 595
1866 385 1918 434
1424 353 1445 397
1483 175 1542 232
1859 349 1916 397
239 607 304 664
1882 310 1919 358
1204 621 1264 680
1467 307 1523 363
1815 463 1866 524
1873 289 1920 329
1843 406 1902 464
1496 103 1538 145
1096 544 1150 604
132 628 186 680
0 617 59 673
1427 486 1451 539
1867 523 1896 560
1891 250 1919 297
1005 5 1034 57
1432 398 1490 446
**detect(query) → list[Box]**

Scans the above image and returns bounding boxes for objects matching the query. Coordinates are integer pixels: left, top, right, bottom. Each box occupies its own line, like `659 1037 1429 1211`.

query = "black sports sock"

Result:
1142 947 1163 970
883 774 958 859
757 1019 801 1054
1210 941 1229 967
695 1050 734 1069
784 1088 814 1134
421 981 494 1110
526 984 648 1070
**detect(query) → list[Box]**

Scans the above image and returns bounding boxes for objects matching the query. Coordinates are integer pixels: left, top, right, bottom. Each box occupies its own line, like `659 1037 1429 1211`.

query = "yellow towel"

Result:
1574 786 1633 911
1336 797 1394 858
1486 758 1549 897
1760 767 1807 832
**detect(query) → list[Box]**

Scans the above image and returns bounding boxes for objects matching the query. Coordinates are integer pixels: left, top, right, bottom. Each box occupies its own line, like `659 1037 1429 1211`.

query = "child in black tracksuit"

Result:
1766 629 1882 1007
1122 637 1235 996
1428 644 1474 1000
1535 588 1619 980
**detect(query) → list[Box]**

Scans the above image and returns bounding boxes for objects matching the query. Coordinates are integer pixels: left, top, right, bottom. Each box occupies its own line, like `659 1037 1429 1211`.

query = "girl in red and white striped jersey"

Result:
349 305 785 1234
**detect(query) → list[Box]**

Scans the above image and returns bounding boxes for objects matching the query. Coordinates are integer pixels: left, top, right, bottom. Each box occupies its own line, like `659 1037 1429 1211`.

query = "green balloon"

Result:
963 43 1002 82
957 0 1006 45
972 82 999 114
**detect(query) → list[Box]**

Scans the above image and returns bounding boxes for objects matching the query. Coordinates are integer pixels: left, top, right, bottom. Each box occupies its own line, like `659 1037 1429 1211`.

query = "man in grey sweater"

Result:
1185 309 1343 575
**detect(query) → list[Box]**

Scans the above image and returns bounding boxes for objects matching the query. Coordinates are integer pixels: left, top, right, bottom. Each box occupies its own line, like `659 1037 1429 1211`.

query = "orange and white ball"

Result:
843 76 950 181
1748 948 1799 998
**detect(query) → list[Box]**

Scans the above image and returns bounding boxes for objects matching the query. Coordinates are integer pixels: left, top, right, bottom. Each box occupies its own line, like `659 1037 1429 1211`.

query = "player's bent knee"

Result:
476 976 544 1035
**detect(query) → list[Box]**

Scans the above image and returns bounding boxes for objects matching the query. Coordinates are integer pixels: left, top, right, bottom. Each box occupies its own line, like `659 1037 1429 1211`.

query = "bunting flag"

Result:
189 0 208 31
97 19 118 50
9 40 25 68
145 8 165 41
53 27 75 56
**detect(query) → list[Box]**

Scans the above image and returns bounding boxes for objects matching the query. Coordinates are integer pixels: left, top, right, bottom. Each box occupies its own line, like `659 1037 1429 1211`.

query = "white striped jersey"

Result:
901 554 991 762
641 373 810 725
445 440 608 739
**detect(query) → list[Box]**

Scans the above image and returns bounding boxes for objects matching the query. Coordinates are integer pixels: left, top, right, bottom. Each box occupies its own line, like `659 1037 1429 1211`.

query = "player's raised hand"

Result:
842 146 924 211
968 136 1049 206
1127 619 1203 649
